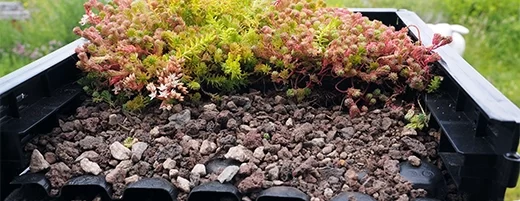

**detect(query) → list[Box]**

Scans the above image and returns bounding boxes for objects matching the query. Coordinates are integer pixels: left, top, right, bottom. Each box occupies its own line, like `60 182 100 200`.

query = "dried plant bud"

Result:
349 105 360 117
369 98 377 105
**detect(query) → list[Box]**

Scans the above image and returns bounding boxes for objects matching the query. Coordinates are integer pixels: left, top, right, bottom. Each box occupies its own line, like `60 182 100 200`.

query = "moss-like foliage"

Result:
73 0 450 116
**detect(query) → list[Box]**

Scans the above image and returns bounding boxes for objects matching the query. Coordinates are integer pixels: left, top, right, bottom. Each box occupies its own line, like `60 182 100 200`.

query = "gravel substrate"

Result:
25 89 447 201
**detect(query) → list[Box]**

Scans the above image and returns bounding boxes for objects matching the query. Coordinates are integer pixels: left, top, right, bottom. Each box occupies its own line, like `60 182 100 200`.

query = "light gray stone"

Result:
163 158 176 169
110 142 131 160
116 160 133 171
75 151 99 162
191 164 206 176
199 140 217 155
168 109 191 129
125 175 139 184
131 142 148 160
217 165 240 183
253 146 265 160
176 177 191 192
149 126 160 137
30 149 50 173
224 145 252 162
80 158 102 175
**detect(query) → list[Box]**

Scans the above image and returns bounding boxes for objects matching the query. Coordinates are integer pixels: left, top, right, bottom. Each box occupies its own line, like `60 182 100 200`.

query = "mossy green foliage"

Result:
123 136 137 148
427 76 443 93
123 94 150 112
404 100 430 130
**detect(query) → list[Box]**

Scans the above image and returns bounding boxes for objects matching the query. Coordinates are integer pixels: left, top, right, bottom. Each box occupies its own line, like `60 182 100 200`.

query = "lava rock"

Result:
238 171 264 193
168 109 191 129
79 136 103 150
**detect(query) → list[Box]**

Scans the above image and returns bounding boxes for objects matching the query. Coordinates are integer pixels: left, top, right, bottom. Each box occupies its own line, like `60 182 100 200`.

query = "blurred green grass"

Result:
0 0 85 75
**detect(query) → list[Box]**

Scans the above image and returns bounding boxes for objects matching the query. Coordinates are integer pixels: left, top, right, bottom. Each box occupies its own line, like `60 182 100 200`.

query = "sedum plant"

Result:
73 0 268 110
73 0 451 116
255 0 451 116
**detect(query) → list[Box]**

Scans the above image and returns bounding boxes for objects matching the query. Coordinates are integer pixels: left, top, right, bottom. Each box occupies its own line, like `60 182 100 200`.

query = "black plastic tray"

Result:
1 9 519 201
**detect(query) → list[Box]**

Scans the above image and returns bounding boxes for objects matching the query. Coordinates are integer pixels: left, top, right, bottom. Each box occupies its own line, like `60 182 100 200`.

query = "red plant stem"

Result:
305 80 313 88
407 25 422 45
362 83 370 95
335 77 350 93
354 97 361 105
294 73 304 88
318 74 327 84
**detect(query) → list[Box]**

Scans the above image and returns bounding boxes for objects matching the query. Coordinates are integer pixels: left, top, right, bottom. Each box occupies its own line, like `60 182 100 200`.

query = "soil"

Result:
24 89 452 201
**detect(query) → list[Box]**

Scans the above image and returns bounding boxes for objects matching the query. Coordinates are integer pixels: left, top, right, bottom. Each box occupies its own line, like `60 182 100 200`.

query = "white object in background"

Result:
426 23 470 56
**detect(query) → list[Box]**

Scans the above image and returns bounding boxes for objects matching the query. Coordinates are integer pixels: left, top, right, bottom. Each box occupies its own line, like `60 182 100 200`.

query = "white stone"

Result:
116 160 133 170
285 118 294 127
199 140 217 155
105 168 125 183
154 136 171 145
30 149 50 173
311 138 326 148
253 146 265 160
203 103 217 112
125 175 139 184
176 177 191 192
321 144 334 155
187 140 200 151
149 126 160 137
324 188 334 198
80 159 102 175
169 169 179 178
191 164 206 176
267 166 280 180
224 145 252 162
217 165 240 183
110 142 131 160
163 158 176 169
108 114 120 125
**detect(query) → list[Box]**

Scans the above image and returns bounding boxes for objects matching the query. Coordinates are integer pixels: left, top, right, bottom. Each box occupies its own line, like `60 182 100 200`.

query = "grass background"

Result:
0 0 519 200
0 0 84 75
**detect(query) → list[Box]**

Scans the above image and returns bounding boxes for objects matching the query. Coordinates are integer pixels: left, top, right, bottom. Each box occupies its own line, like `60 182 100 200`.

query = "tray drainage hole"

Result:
505 152 520 162
188 192 239 201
